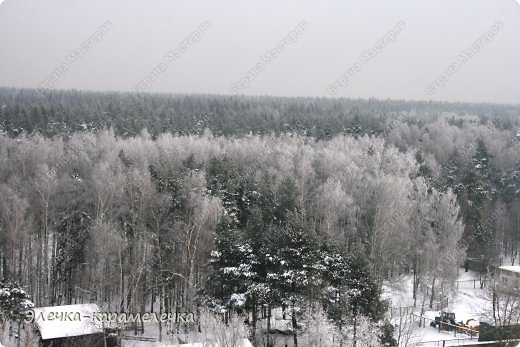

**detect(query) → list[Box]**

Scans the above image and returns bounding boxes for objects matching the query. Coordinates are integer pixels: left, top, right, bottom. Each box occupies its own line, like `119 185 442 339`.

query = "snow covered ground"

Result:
383 269 490 346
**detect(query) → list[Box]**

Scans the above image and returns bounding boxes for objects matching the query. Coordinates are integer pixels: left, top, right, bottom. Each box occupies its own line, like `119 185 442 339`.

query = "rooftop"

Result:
32 303 103 340
498 266 520 273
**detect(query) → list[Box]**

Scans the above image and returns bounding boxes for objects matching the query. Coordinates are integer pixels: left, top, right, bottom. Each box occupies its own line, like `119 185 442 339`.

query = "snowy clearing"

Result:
383 269 490 346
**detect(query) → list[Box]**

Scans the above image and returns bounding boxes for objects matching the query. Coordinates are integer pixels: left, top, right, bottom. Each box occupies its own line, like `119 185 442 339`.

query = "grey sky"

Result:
0 0 519 104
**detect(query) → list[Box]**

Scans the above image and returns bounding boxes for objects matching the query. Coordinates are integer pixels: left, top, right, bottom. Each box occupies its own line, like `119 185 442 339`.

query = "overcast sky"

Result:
0 0 519 104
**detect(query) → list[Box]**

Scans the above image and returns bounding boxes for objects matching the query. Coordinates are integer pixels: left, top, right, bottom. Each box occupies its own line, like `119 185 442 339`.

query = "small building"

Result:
497 266 520 290
32 303 107 347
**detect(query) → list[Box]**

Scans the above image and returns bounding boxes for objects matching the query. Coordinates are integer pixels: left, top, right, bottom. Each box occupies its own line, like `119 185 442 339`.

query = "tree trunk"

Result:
352 315 357 347
429 276 436 309
118 248 125 312
413 257 417 307
159 284 164 341
267 303 272 347
291 300 298 347
252 294 257 341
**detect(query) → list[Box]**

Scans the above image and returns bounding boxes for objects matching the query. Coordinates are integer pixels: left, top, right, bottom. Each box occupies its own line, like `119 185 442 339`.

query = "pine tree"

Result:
266 213 321 347
322 249 385 344
0 280 34 324
460 139 497 263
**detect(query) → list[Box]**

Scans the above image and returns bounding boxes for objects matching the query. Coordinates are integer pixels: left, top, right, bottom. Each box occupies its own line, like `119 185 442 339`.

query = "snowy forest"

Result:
0 88 520 346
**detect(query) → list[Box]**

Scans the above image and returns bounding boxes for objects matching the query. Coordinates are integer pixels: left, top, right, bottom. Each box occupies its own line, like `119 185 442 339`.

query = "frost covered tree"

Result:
348 315 383 347
389 307 420 347
0 184 31 285
480 276 520 344
198 309 249 347
300 304 340 347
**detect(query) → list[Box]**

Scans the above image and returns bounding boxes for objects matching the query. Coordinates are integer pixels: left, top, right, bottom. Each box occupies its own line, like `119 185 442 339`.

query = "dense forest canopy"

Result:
0 87 519 345
1 87 519 138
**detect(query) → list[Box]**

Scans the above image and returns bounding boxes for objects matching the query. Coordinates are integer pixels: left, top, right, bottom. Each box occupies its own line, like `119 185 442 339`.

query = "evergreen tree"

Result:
0 280 34 324
266 213 321 347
